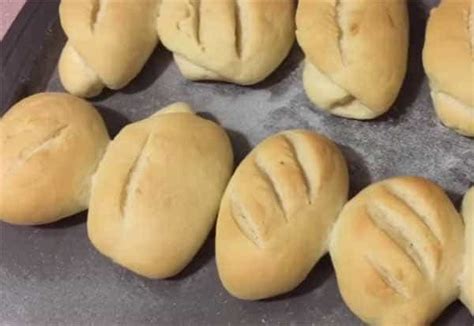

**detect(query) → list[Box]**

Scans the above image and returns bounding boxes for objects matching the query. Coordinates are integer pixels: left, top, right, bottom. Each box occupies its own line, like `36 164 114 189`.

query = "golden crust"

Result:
330 176 464 325
461 187 474 314
296 0 409 119
157 0 295 85
87 103 234 278
423 0 474 137
216 130 349 300
59 0 159 97
0 93 110 225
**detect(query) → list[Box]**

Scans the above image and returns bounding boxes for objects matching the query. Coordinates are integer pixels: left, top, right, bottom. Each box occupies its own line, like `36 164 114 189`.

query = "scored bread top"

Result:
157 0 295 85
330 176 465 325
461 187 474 314
59 0 159 89
423 0 473 108
87 103 234 279
296 0 409 113
216 130 349 300
0 93 110 225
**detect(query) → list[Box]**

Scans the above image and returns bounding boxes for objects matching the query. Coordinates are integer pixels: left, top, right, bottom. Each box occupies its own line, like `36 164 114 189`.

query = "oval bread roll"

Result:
216 130 349 300
87 103 234 278
157 0 295 85
0 93 110 225
59 0 159 97
423 0 474 137
461 187 474 314
296 0 409 120
330 176 465 325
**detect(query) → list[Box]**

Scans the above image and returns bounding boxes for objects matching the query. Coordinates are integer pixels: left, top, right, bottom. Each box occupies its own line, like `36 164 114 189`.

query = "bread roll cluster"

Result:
213 137 471 325
223 139 471 324
58 0 296 97
1 0 472 323
0 94 234 278
0 92 472 323
57 0 473 137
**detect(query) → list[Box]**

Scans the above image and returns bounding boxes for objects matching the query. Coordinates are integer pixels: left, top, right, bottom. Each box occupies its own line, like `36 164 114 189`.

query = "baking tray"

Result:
1 0 473 324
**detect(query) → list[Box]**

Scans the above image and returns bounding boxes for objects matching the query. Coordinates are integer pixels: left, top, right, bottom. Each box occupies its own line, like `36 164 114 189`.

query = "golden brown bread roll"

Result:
157 0 295 85
216 130 349 300
87 103 233 278
330 176 465 325
296 0 409 120
0 93 110 225
423 0 474 137
461 187 474 314
59 0 159 98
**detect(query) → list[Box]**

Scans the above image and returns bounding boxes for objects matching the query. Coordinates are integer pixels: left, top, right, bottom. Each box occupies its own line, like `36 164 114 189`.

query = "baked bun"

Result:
330 176 465 325
460 187 474 313
157 0 295 85
423 0 474 137
58 0 159 98
0 93 110 225
296 0 409 120
216 130 349 300
87 103 233 278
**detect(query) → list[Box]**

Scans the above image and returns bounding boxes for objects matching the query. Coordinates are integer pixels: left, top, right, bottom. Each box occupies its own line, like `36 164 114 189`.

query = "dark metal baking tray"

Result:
1 0 473 324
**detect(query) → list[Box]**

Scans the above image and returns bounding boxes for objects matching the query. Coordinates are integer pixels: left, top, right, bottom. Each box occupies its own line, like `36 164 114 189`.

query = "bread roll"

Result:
87 103 233 278
216 130 349 300
58 0 159 97
0 93 110 225
461 187 474 314
423 0 474 137
330 176 465 325
157 0 295 85
296 0 409 120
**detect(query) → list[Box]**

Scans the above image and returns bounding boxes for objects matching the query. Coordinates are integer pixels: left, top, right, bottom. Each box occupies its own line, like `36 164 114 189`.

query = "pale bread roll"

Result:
296 0 409 119
0 93 110 225
330 176 465 325
59 0 159 97
216 130 349 300
87 103 234 278
157 0 295 85
423 0 474 137
461 187 474 314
